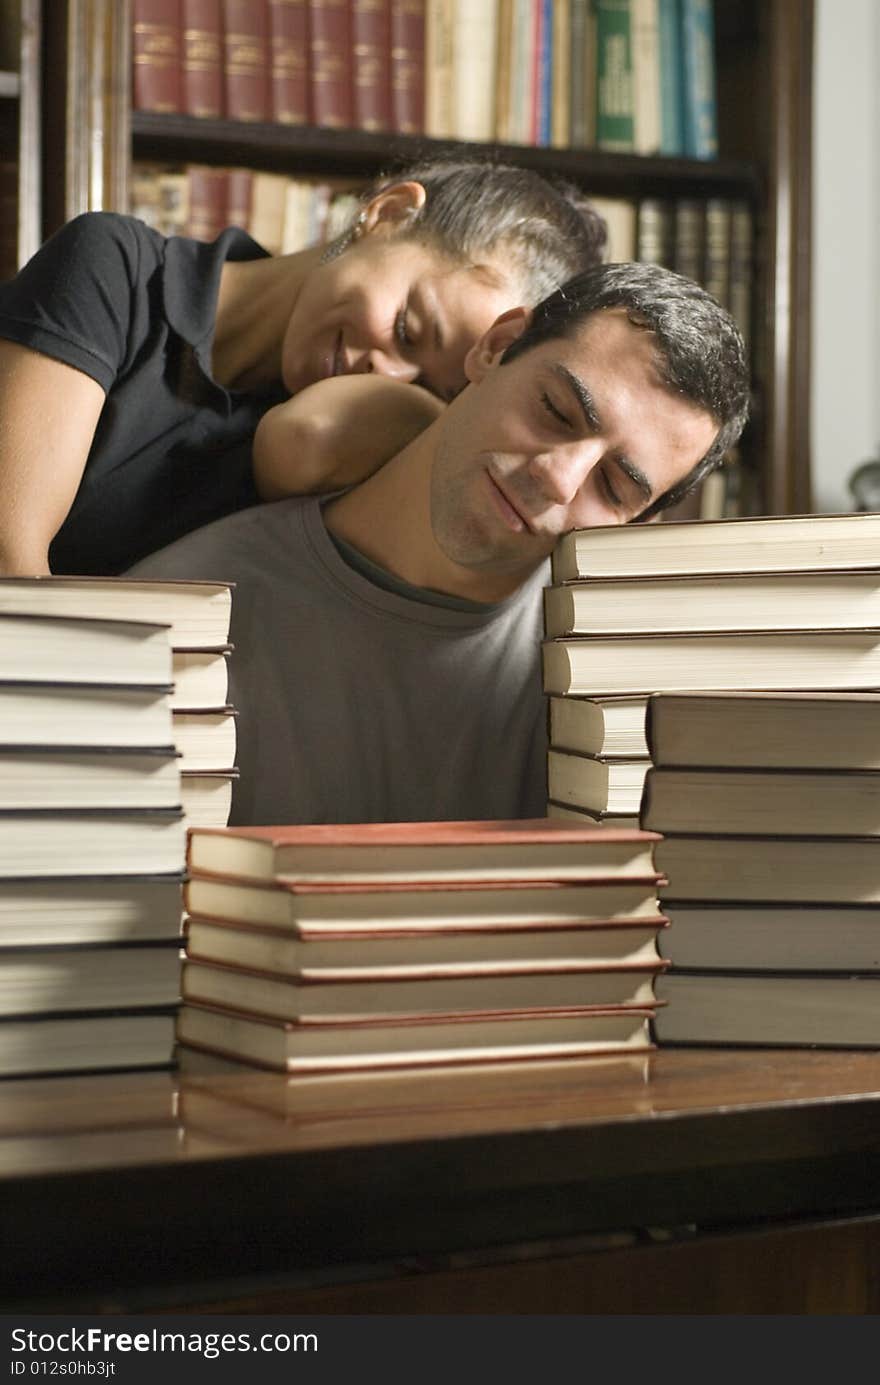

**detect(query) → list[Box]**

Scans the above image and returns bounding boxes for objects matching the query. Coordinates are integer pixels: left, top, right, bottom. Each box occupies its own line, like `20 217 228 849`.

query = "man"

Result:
127 262 749 825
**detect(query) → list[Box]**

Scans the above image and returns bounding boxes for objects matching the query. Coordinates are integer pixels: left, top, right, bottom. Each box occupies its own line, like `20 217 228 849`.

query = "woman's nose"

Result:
350 349 420 382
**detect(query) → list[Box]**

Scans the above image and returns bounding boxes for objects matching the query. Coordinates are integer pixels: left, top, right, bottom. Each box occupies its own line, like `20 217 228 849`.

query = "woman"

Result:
0 158 606 576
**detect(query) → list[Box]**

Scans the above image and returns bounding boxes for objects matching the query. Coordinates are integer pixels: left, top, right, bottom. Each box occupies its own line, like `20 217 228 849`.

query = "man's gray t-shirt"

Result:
127 497 550 825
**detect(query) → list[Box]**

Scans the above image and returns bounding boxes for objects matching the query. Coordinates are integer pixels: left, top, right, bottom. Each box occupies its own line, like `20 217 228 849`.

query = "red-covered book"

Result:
351 0 391 131
389 0 424 133
225 167 253 230
181 0 223 117
186 165 229 242
268 0 310 124
308 0 353 128
186 817 662 885
132 0 182 113
221 0 271 121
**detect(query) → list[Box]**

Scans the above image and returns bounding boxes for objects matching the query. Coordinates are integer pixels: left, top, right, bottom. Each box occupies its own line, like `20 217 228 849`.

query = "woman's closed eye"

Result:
395 305 414 348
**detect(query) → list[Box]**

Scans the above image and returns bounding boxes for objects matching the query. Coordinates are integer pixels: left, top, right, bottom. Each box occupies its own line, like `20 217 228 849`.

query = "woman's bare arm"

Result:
252 375 445 500
0 342 105 574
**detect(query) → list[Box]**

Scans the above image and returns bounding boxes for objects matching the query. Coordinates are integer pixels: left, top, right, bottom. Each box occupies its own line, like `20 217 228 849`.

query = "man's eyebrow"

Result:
552 363 653 503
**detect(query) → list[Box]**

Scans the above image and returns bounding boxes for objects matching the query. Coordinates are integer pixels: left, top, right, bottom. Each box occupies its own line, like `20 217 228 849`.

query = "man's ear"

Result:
465 307 532 383
360 181 427 235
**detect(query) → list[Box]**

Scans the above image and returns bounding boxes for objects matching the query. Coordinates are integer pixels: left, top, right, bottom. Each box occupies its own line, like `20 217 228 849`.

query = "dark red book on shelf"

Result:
351 0 391 132
308 0 353 128
132 0 182 113
221 0 271 121
268 0 310 124
225 167 253 230
186 165 229 242
181 0 223 117
390 0 424 134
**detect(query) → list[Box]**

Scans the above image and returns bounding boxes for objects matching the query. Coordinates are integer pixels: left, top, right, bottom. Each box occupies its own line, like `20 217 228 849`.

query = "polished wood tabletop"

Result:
4 1047 880 1309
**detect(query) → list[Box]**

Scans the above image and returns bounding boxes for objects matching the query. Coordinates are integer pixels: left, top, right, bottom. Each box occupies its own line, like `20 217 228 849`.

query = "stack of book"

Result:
176 818 671 1073
0 577 235 1078
642 690 880 1048
543 511 880 826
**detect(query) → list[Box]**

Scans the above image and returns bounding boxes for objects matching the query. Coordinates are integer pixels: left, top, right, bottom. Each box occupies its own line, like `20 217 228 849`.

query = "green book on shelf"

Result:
594 0 635 151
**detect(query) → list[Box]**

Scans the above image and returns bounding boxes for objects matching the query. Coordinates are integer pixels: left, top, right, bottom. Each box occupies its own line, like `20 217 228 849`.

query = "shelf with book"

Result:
38 0 812 517
0 0 40 281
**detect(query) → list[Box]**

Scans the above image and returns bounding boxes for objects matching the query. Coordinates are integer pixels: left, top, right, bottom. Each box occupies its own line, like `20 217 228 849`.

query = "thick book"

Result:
631 0 661 154
653 835 880 905
658 902 880 974
653 971 880 1049
221 0 271 120
268 0 309 123
0 683 173 750
132 0 182 113
0 747 181 812
226 166 253 229
4 612 171 689
646 691 880 771
551 513 880 582
170 649 230 711
181 769 236 828
172 707 236 770
184 913 667 976
181 956 663 1022
703 196 731 308
0 1007 178 1078
595 0 635 151
547 749 650 817
549 695 649 758
568 0 596 148
181 0 223 117
389 0 425 134
0 941 182 1017
351 0 391 131
679 0 717 158
657 0 683 154
176 999 655 1071
308 0 353 127
451 0 498 143
185 164 228 242
0 876 185 947
642 766 880 839
545 569 880 638
547 804 643 830
550 0 571 148
184 873 664 930
672 196 704 283
424 0 454 138
186 819 661 885
0 811 186 879
543 630 880 698
184 875 664 930
0 576 232 648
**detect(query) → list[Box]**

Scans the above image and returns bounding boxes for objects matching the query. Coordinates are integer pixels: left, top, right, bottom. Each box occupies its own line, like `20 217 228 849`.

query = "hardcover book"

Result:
549 696 649 759
0 576 232 648
547 749 650 817
221 0 271 121
2 612 172 688
642 766 880 839
0 876 186 948
268 0 309 123
657 903 880 974
390 0 425 134
653 835 880 905
181 0 223 117
0 941 183 1017
132 0 182 113
351 0 391 131
308 0 353 127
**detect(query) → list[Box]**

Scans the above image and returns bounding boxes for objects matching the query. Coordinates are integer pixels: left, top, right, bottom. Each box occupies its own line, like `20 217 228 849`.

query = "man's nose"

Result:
349 349 420 383
527 440 603 506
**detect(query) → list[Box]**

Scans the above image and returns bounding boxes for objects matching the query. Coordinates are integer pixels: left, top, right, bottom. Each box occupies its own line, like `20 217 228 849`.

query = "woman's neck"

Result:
211 245 323 391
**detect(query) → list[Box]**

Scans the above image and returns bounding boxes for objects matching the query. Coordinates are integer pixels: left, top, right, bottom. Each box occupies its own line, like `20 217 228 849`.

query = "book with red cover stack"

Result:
389 0 424 133
351 0 391 131
181 0 223 117
133 0 182 113
221 0 271 121
268 0 310 124
308 0 353 128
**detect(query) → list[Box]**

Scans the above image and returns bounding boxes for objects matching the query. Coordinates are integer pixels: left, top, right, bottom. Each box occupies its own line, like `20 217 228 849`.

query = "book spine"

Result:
389 0 425 134
631 0 661 154
550 0 571 149
679 0 717 158
424 0 454 138
535 0 554 147
308 0 354 128
451 0 499 144
727 199 754 355
221 0 271 120
672 196 704 284
702 196 731 307
351 0 392 132
494 0 513 141
268 0 311 124
657 0 683 154
186 164 229 241
594 0 635 152
181 0 223 117
132 0 182 114
225 167 253 230
636 196 673 266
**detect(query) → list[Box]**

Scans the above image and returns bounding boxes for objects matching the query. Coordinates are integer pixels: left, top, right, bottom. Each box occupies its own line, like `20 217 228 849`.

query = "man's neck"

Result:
322 430 527 604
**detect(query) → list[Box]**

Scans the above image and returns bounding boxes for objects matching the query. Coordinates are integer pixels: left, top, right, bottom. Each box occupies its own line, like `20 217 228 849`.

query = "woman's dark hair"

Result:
500 260 751 515
362 158 608 304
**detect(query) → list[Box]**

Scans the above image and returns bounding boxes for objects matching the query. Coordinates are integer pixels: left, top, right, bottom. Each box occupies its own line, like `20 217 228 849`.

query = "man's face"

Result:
429 307 719 584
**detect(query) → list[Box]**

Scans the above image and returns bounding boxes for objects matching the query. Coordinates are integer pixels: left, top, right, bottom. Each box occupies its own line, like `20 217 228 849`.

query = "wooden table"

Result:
4 1047 880 1313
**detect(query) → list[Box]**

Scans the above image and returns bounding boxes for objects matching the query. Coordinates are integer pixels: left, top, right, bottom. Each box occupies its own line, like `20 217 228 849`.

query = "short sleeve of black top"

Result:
0 212 287 574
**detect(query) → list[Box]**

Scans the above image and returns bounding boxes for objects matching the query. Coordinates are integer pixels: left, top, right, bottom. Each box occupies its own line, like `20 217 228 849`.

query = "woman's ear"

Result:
464 307 532 383
361 181 427 235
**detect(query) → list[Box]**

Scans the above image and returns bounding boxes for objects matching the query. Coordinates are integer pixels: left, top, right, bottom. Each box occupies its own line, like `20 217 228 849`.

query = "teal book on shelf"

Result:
658 0 684 155
680 0 718 158
595 0 635 152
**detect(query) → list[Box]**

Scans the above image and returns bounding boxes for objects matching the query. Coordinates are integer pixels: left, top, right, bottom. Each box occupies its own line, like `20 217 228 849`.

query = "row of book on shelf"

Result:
133 0 718 157
5 508 880 1080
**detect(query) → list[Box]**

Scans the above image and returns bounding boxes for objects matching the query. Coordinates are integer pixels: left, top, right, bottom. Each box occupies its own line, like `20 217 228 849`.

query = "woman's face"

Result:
280 223 522 404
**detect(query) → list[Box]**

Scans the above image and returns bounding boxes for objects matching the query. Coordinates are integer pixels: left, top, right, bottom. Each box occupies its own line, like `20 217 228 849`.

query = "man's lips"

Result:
486 472 534 534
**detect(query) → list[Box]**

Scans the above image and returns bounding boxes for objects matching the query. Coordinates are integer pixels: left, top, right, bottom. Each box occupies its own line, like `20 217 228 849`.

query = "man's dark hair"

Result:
500 260 751 517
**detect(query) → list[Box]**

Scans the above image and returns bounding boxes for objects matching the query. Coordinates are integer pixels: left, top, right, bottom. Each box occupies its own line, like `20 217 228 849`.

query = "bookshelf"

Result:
37 0 812 515
0 0 40 278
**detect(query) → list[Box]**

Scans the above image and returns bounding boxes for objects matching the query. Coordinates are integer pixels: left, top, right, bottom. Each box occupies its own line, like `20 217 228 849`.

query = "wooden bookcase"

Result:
37 0 813 515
